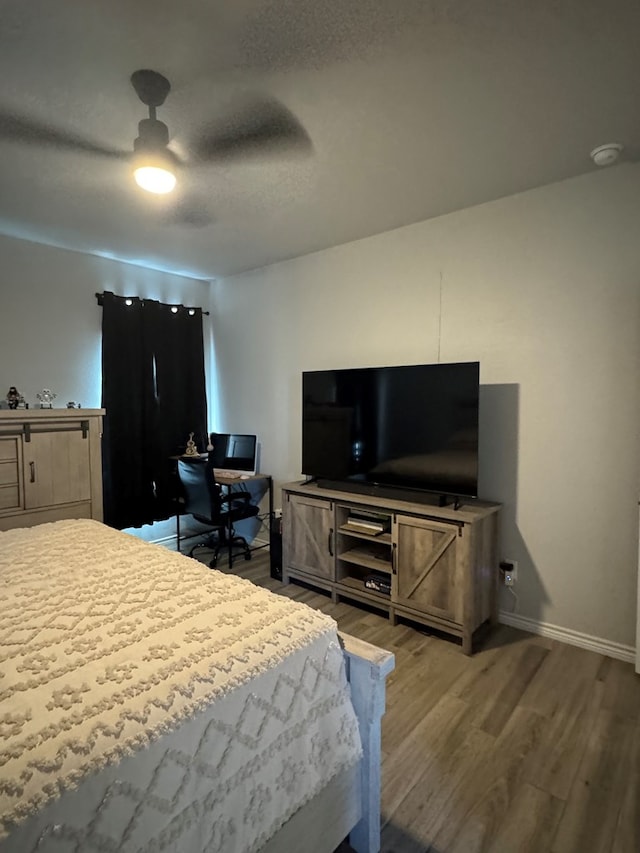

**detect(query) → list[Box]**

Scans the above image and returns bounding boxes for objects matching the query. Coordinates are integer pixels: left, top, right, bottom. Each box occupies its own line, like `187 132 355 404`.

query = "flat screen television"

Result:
302 361 479 500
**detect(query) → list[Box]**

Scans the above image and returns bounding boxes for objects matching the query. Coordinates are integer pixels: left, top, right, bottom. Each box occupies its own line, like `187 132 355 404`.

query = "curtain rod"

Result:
95 292 209 315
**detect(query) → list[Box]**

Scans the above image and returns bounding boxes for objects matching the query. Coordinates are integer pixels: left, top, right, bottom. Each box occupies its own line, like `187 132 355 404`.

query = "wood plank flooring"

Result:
204 549 640 853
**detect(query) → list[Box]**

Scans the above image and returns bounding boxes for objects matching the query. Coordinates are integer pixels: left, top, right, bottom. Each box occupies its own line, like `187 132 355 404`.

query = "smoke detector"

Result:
590 143 623 167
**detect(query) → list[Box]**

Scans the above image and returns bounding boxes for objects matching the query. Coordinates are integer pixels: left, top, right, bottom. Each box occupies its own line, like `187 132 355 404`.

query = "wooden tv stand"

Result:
281 481 500 654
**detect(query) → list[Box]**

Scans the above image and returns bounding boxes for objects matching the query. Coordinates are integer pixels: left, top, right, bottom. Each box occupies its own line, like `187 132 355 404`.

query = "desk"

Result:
174 459 273 563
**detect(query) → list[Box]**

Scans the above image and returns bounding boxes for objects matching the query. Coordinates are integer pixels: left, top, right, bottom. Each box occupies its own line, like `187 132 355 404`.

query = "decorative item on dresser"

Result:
0 408 104 530
282 480 501 655
36 388 57 408
5 387 24 410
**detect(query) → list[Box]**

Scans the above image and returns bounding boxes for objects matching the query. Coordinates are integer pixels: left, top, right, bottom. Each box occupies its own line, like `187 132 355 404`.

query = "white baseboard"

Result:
148 534 180 547
499 611 635 664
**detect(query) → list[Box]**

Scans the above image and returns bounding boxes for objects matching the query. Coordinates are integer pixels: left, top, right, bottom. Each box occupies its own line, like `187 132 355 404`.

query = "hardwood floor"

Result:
208 550 640 853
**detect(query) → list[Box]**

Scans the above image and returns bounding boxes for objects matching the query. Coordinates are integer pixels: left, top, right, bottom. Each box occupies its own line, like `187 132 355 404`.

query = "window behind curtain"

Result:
100 292 208 529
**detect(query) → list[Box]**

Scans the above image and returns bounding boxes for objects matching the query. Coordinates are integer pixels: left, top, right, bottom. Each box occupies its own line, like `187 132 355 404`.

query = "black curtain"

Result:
101 292 208 529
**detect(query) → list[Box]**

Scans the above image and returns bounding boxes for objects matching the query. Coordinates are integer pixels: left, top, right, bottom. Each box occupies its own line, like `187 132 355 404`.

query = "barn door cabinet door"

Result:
392 514 465 625
283 493 335 581
23 425 92 509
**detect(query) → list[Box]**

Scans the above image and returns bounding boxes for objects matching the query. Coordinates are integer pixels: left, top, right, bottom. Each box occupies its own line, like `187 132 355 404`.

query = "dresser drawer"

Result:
0 438 21 513
0 437 18 462
0 459 18 486
0 484 20 511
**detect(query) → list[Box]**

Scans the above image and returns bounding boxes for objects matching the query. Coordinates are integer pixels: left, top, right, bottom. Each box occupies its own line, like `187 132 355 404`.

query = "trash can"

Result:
270 513 282 580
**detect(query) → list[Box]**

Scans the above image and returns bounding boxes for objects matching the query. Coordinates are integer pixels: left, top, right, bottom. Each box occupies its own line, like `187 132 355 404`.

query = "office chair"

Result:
177 458 260 569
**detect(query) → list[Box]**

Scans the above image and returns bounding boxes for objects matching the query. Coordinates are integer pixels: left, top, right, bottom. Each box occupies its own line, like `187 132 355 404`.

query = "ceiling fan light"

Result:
132 150 177 194
134 165 176 194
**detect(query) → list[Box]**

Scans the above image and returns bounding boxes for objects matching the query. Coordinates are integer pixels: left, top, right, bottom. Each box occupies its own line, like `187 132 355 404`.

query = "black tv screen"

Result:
302 361 479 498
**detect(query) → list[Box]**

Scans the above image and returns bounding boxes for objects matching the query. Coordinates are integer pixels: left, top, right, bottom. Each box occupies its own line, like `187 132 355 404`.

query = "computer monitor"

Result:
208 433 257 476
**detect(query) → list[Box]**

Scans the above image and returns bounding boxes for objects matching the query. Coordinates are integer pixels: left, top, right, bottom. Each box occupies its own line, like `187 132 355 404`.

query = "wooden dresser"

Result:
0 408 104 531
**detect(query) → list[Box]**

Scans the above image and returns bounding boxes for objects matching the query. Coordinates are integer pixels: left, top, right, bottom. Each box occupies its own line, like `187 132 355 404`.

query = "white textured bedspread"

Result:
0 519 361 852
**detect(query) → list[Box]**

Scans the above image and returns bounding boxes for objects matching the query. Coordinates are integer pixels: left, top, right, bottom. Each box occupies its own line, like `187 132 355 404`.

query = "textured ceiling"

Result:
0 0 638 280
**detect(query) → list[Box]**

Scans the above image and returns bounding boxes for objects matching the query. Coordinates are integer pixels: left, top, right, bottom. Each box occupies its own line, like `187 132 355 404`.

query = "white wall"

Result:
211 164 640 648
0 237 211 409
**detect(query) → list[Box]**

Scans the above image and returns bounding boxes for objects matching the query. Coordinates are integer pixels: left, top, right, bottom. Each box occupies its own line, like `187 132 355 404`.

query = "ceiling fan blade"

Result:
193 95 312 163
161 204 214 229
0 110 128 159
149 190 213 229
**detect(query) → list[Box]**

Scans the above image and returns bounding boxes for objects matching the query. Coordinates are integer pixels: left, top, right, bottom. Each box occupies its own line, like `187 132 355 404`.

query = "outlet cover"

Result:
501 559 518 585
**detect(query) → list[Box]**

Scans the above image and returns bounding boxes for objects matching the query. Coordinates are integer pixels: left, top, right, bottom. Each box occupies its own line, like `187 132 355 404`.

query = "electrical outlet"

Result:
500 559 518 586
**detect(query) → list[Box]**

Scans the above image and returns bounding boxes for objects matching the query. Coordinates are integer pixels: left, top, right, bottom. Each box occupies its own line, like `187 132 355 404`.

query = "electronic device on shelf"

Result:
342 519 385 535
364 573 392 596
342 510 390 536
208 433 257 478
301 361 479 504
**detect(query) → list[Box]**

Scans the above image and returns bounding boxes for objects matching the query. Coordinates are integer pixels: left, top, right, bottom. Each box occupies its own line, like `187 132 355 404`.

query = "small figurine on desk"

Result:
36 388 56 409
6 387 21 409
183 432 200 457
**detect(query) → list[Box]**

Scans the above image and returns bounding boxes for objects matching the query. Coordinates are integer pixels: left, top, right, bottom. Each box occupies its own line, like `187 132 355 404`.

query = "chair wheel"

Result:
244 552 251 561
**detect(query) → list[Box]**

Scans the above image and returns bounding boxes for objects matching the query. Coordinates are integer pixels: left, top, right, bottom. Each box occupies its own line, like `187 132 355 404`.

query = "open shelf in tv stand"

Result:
281 480 501 654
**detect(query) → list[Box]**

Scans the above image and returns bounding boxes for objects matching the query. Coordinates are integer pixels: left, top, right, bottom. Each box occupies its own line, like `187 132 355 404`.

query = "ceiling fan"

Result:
0 68 312 221
130 69 178 194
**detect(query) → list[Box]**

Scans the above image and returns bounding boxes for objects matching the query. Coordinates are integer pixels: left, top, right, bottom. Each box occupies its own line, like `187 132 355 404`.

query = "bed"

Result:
0 519 393 853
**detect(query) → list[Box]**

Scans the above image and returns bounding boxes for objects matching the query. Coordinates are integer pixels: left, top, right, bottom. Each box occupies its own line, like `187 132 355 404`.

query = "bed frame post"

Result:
339 633 395 853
